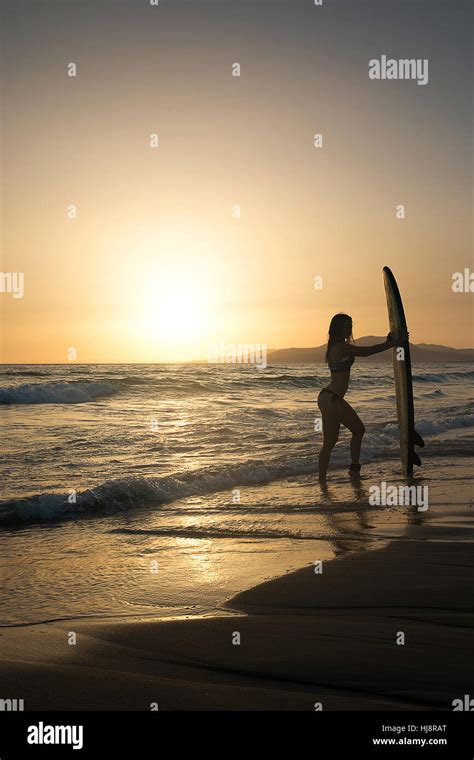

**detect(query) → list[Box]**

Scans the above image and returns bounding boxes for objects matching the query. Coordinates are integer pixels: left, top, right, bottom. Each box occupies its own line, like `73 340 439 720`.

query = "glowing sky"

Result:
1 0 472 362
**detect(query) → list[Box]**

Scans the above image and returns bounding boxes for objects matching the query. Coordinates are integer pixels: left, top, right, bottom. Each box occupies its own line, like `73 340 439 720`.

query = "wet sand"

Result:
1 530 472 710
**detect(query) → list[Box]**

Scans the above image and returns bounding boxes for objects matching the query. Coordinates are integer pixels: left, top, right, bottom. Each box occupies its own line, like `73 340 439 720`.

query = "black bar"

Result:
0 711 473 758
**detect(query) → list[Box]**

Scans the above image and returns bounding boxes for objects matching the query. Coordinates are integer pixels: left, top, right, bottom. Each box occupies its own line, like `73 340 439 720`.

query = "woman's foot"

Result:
348 462 361 478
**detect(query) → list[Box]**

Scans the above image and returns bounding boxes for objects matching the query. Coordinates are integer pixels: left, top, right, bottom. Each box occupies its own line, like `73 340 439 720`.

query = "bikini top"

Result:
328 354 354 373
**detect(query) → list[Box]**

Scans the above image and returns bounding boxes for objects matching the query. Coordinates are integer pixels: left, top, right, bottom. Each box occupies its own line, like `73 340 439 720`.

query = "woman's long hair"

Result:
325 313 353 364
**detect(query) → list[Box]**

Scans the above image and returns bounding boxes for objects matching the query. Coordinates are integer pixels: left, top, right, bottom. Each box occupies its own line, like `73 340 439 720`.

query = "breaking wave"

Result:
0 380 126 405
0 457 318 526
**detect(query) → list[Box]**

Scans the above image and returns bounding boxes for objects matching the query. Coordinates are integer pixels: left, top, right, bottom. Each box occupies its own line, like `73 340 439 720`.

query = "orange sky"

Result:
1 0 472 363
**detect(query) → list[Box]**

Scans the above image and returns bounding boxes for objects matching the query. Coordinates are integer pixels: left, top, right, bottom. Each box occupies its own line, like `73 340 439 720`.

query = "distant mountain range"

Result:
268 337 474 364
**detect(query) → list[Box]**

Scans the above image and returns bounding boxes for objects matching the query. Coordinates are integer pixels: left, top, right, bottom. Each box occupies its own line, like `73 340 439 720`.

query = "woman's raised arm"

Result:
348 329 408 357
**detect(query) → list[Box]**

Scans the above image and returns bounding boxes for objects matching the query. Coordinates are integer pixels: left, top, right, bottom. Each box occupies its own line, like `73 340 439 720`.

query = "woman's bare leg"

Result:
340 399 366 469
317 394 341 481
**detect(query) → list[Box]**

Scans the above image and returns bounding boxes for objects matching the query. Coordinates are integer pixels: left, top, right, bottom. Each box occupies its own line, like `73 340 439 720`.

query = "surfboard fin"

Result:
411 452 422 467
414 430 425 448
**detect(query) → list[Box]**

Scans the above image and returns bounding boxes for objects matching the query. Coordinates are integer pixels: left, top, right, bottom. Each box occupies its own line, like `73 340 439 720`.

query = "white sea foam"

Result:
0 380 122 405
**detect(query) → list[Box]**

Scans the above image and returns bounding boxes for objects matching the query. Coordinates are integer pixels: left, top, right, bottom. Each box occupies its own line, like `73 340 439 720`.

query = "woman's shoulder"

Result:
329 341 351 360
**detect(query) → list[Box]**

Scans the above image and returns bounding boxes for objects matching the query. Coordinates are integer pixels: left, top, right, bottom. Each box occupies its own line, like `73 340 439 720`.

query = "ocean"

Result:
1 362 472 626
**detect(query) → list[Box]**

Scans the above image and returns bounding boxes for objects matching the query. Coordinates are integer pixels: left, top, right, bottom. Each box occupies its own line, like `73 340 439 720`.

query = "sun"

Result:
134 283 210 347
146 288 205 340
118 227 223 356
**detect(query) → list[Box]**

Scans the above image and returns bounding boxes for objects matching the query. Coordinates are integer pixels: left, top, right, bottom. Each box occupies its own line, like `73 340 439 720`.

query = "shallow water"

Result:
0 362 472 624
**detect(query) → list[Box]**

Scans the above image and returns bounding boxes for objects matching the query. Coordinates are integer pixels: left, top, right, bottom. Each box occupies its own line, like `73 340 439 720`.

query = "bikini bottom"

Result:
318 387 343 403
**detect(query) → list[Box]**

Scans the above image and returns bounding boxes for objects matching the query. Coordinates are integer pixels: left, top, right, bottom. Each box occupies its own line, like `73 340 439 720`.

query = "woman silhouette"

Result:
317 313 406 482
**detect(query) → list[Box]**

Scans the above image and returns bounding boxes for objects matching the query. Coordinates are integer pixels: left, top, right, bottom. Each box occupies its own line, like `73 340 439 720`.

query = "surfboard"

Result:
383 266 424 476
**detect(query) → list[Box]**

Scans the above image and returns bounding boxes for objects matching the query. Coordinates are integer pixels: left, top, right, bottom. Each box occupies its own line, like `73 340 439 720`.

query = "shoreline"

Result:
0 525 472 711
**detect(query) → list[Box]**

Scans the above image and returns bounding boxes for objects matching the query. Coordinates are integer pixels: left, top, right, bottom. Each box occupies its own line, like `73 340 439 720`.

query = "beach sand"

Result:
1 520 472 711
